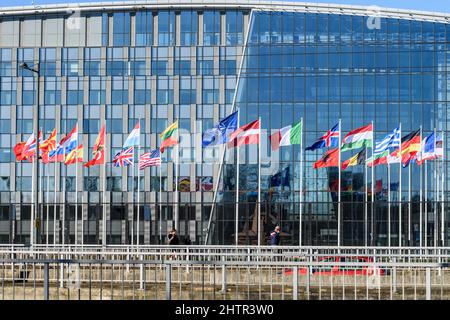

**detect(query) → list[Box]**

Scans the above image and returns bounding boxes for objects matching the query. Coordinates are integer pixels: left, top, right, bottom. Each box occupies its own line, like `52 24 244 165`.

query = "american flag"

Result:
113 147 134 167
139 149 161 170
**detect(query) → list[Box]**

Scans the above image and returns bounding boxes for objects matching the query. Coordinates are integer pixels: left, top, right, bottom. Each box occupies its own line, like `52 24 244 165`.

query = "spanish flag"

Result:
64 144 83 165
160 121 178 153
342 148 366 170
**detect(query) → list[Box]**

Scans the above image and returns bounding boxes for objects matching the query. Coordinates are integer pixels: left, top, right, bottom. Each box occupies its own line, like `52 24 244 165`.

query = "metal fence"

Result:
0 245 449 300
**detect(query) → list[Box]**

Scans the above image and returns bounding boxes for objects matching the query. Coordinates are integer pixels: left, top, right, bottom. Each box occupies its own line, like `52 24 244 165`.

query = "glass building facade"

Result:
0 1 449 246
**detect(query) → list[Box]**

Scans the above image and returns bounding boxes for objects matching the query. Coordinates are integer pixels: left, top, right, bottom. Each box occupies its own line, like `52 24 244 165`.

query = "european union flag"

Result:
202 111 238 147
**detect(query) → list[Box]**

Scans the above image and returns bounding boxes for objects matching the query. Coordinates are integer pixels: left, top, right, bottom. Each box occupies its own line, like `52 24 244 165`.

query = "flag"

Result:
367 127 401 167
436 133 444 158
270 121 302 151
84 124 106 167
269 166 290 189
341 123 373 152
416 132 444 166
342 148 366 170
202 111 238 147
39 129 57 154
22 132 42 159
13 141 27 161
113 147 134 167
64 144 83 165
123 122 140 148
305 122 339 151
160 121 178 153
139 149 161 170
227 119 260 148
313 148 339 169
390 129 421 166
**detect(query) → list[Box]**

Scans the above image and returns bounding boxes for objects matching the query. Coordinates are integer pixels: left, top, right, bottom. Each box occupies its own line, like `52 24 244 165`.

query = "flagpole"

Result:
434 127 437 248
46 156 49 246
388 163 391 247
235 113 240 246
399 122 402 247
425 160 428 247
441 130 445 246
75 125 78 246
365 147 368 247
338 118 341 247
137 119 140 246
159 160 162 244
131 146 134 247
408 158 411 246
102 131 107 246
299 117 303 247
39 140 43 245
54 131 57 245
371 121 374 246
30 138 35 247
175 122 179 233
419 126 423 247
258 117 261 247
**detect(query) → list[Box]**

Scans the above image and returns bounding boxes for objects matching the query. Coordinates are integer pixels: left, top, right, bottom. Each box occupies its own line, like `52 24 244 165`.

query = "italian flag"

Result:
160 121 178 153
270 121 302 151
341 123 373 152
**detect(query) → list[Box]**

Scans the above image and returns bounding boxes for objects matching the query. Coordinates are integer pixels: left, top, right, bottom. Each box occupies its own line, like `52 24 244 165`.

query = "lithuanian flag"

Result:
160 121 178 153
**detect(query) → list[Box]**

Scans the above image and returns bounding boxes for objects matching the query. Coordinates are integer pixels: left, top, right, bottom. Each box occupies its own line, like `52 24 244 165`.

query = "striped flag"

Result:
342 148 366 170
367 127 400 167
269 120 302 151
139 149 161 170
227 119 260 148
341 123 373 152
160 121 178 153
123 122 140 148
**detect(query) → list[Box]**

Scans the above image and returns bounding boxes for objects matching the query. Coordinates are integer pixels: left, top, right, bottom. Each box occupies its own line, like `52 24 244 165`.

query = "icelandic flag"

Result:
202 111 238 147
305 122 340 151
123 122 140 148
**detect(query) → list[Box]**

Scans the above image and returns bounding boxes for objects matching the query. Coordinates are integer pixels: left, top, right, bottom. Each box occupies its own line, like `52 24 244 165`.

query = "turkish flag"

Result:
313 148 339 169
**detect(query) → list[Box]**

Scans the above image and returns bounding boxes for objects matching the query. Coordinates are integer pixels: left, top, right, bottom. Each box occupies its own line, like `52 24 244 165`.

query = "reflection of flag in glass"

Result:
113 147 134 167
201 177 214 191
269 166 290 189
177 177 190 192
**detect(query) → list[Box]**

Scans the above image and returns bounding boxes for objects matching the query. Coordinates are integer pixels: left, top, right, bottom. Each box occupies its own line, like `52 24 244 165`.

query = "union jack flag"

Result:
113 147 134 167
139 149 161 170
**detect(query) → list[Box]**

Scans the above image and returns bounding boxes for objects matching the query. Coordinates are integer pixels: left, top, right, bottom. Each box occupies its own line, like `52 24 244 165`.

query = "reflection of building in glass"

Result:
0 1 449 246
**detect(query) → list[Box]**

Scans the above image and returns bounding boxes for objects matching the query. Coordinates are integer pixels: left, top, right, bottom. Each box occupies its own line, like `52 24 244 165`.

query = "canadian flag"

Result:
227 119 260 148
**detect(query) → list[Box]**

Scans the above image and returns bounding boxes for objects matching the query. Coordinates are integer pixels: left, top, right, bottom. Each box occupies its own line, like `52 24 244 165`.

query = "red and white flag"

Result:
227 119 260 148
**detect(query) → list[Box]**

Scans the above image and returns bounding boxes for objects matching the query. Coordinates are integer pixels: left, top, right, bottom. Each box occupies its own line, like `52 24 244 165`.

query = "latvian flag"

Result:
139 149 161 170
227 119 260 148
269 121 302 151
341 123 373 152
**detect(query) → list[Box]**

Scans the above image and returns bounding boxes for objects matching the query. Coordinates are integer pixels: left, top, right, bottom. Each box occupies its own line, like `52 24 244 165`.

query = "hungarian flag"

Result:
160 121 178 153
342 148 366 170
13 141 27 161
341 123 373 152
313 148 339 169
227 119 260 148
64 144 83 165
84 124 106 167
269 120 302 151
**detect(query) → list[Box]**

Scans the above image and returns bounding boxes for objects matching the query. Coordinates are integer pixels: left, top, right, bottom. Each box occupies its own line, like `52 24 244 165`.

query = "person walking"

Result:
167 228 180 260
270 225 281 246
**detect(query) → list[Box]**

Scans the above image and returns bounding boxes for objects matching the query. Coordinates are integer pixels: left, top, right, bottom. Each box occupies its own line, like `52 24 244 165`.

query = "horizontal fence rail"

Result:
0 246 449 300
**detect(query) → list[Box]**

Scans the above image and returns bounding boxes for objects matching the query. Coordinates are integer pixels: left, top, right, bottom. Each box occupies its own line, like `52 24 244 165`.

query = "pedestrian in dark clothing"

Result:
270 226 281 245
168 228 180 245
184 235 192 245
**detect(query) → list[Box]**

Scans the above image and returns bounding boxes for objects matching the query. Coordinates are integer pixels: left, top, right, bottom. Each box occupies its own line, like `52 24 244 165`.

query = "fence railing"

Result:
0 246 449 300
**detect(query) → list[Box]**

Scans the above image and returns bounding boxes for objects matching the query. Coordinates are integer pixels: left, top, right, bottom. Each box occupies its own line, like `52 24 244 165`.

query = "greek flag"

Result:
374 127 400 155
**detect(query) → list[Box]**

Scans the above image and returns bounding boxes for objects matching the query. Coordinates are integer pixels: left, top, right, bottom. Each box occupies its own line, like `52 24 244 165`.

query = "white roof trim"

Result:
0 1 449 24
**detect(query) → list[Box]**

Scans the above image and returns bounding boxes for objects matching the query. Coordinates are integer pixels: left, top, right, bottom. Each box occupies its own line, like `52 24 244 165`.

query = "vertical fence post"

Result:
221 264 227 293
139 254 144 290
426 268 431 300
306 266 310 300
293 266 298 300
44 262 49 300
165 263 172 300
392 257 397 292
